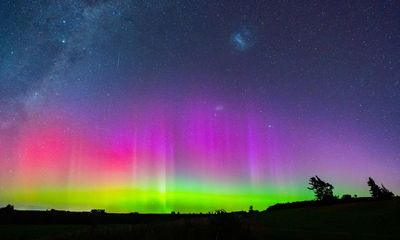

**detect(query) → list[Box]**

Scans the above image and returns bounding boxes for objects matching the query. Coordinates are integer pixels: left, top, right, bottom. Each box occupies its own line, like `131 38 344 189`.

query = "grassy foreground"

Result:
249 198 400 239
1 199 399 239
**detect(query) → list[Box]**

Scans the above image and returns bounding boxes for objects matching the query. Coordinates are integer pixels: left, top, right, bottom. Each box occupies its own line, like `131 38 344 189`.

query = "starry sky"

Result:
1 0 400 212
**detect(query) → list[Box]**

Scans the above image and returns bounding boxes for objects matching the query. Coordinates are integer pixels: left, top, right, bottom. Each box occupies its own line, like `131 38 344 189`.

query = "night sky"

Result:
1 1 400 212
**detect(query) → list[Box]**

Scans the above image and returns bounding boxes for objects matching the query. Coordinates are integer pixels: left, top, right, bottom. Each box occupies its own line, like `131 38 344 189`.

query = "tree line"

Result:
308 176 395 201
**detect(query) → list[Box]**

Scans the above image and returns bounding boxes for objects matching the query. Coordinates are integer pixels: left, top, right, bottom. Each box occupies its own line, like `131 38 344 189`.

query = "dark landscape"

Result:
1 198 400 240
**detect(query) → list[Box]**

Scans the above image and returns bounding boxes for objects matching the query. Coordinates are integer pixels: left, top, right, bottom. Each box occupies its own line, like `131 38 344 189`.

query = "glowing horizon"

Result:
1 93 391 212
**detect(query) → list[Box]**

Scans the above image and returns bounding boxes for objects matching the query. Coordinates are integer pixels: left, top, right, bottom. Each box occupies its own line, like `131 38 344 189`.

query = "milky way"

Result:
1 1 400 212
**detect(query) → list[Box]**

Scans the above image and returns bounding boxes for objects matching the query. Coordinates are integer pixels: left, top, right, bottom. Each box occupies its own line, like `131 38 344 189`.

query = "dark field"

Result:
1 199 399 240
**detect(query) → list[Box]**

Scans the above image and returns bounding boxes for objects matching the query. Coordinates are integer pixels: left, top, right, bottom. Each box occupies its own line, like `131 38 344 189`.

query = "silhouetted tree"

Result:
368 177 394 199
368 177 381 198
380 184 395 199
90 209 105 214
308 176 335 201
249 205 254 213
0 204 14 212
341 194 352 200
